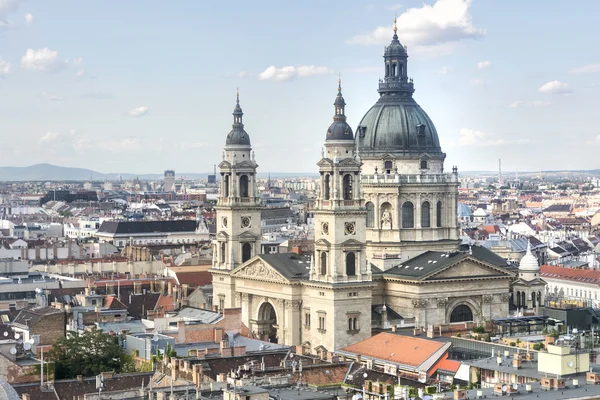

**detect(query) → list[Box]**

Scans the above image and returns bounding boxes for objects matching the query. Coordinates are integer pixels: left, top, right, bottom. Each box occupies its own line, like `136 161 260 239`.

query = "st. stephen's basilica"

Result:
209 20 544 353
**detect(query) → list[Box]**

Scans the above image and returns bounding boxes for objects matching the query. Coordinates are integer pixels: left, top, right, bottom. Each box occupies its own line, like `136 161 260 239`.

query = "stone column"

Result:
285 300 302 345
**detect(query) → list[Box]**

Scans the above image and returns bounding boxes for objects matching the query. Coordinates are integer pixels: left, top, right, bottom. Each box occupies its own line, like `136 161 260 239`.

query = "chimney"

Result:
77 375 83 382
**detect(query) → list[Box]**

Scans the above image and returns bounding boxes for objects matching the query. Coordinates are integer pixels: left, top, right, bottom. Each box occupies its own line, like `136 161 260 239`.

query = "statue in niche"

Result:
381 208 392 229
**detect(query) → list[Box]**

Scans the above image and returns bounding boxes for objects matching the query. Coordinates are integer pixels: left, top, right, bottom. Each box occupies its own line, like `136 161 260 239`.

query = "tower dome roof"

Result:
355 17 443 158
326 76 354 141
226 89 251 146
519 241 539 272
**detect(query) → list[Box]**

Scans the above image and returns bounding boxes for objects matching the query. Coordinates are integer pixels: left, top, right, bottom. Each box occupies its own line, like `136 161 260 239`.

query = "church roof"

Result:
257 253 310 280
384 245 510 280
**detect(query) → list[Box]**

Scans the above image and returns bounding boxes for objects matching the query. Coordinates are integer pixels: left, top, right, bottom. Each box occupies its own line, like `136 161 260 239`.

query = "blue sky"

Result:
1 0 599 175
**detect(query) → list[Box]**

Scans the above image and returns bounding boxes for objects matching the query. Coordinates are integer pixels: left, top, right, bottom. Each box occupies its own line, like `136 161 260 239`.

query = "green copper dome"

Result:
355 23 443 158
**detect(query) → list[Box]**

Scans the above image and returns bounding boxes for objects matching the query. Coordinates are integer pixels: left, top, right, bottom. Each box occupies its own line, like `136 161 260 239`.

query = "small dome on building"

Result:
226 90 251 146
519 241 539 272
326 77 354 141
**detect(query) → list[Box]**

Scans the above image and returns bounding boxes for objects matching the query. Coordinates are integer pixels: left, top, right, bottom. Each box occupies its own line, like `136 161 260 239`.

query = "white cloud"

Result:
448 128 530 147
38 131 60 144
509 100 550 108
436 66 453 75
237 71 249 78
539 80 572 94
41 91 64 101
259 65 333 82
346 0 485 55
570 64 600 74
0 0 24 27
0 57 10 75
21 48 68 72
24 12 32 24
476 60 492 70
127 106 149 117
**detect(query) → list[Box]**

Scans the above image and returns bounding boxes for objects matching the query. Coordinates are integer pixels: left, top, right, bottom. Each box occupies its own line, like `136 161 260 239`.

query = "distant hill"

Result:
0 164 318 182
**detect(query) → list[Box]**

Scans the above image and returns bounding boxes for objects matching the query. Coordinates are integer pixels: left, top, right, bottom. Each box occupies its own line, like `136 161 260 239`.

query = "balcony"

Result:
218 197 261 207
360 173 457 185
378 80 414 93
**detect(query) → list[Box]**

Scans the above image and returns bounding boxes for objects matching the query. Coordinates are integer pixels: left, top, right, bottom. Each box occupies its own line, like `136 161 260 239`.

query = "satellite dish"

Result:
501 385 507 392
513 383 518 390
9 348 17 355
17 339 22 345
14 333 20 339
568 361 574 367
23 343 31 351
3 332 8 337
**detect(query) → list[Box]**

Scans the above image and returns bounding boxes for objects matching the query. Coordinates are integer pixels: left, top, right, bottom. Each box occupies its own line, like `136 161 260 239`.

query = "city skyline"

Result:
1 0 599 174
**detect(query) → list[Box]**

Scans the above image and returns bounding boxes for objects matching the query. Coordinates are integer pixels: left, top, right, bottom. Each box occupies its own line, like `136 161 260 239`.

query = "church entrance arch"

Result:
256 302 278 343
449 304 473 323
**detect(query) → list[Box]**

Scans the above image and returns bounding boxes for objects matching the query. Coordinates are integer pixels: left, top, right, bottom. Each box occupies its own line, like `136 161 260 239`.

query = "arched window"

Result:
399 63 404 77
242 243 252 263
385 64 390 77
521 292 526 308
420 160 428 170
402 202 414 228
320 252 327 275
343 174 352 200
346 252 356 276
436 201 442 227
220 242 226 263
239 174 249 197
531 292 536 308
450 305 473 323
366 202 375 228
515 291 520 307
384 161 393 174
391 63 397 76
324 175 331 200
421 201 431 228
224 175 230 197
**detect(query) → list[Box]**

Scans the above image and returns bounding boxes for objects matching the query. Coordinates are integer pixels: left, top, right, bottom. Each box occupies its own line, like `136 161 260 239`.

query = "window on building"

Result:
324 174 331 200
421 201 431 228
318 316 326 331
436 201 442 227
239 174 249 197
304 313 311 327
342 174 353 200
219 298 225 311
366 202 374 228
420 160 428 170
384 161 393 174
242 243 252 263
320 252 327 275
402 202 414 228
224 175 230 197
220 242 226 263
346 252 356 276
348 317 359 331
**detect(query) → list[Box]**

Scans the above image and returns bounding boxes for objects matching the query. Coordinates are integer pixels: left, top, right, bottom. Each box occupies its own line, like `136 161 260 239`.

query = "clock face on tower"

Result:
344 222 356 235
241 216 251 228
222 217 228 228
322 222 329 235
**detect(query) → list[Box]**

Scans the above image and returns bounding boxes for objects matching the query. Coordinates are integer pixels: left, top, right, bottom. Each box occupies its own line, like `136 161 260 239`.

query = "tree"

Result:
48 331 130 380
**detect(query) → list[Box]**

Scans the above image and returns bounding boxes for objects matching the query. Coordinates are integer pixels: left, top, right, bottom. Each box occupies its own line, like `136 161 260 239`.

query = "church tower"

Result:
512 241 545 314
312 77 370 283
355 17 459 268
211 91 262 309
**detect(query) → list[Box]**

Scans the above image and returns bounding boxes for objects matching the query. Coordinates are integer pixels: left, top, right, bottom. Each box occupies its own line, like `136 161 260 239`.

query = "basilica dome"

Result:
226 91 251 146
355 21 443 158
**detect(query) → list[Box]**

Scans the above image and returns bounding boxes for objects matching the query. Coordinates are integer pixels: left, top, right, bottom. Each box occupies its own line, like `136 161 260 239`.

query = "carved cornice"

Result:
285 300 302 310
412 299 428 308
436 298 448 307
482 294 493 303
500 293 511 302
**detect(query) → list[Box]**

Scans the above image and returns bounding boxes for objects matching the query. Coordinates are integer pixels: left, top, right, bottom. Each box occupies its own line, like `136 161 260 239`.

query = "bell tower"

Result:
311 78 370 283
213 90 262 272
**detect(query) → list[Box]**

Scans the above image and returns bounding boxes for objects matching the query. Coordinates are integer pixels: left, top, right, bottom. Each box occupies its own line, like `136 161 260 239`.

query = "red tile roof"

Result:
340 333 445 367
436 358 460 373
540 265 600 284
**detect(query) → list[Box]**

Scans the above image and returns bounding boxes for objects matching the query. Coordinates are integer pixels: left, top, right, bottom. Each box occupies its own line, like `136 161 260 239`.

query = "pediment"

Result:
423 258 514 281
216 231 230 239
239 230 259 239
338 158 361 167
317 158 333 167
314 238 331 247
341 239 364 248
218 160 232 169
231 257 289 284
419 152 432 160
380 153 396 160
234 160 256 169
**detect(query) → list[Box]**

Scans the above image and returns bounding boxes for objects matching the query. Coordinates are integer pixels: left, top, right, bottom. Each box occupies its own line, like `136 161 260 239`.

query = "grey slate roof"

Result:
384 245 510 281
12 307 63 328
261 207 294 220
97 220 197 235
258 253 310 280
